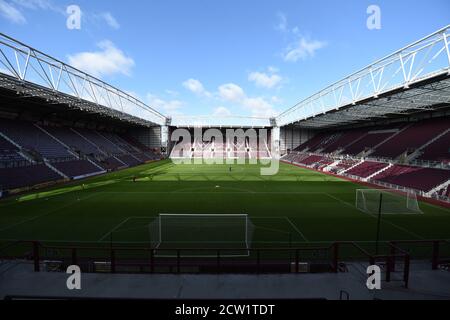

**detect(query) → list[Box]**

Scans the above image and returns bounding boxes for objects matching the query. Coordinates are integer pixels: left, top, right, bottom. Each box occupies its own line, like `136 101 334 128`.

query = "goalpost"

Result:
356 189 422 215
149 214 255 257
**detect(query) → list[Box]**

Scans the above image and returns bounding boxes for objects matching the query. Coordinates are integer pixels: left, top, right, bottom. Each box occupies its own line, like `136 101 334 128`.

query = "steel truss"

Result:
277 25 450 128
0 33 166 127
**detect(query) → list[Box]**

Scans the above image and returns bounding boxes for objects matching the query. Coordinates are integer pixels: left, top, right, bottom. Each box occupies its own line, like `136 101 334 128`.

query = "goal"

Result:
356 189 422 215
149 214 255 257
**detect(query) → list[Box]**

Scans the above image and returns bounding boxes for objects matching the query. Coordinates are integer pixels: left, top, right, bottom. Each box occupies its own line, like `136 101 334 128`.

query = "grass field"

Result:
1 159 450 258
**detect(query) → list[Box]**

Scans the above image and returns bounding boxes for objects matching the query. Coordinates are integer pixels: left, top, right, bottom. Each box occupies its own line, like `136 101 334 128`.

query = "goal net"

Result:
149 214 255 257
356 189 422 215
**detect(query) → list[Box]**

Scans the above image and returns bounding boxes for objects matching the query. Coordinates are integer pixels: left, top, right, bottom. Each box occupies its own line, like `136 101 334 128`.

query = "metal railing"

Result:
3 239 449 288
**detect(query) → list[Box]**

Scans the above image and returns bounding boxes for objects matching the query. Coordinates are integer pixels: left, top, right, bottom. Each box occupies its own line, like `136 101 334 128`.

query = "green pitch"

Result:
1 159 449 256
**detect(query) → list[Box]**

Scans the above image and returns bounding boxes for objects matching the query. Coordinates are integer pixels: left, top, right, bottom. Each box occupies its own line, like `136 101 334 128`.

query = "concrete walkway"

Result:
0 262 449 300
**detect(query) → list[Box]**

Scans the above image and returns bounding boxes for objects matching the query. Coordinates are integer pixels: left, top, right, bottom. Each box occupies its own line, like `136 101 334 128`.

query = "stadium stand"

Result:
417 130 450 163
344 130 396 155
52 160 104 179
371 165 450 193
73 129 124 155
321 130 366 154
0 135 26 167
0 118 161 193
371 118 449 159
294 133 328 152
345 161 390 179
44 126 102 156
282 116 450 201
0 119 74 161
0 164 62 190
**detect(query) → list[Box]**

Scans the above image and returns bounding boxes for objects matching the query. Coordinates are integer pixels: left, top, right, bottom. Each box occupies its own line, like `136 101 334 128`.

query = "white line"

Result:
285 217 309 242
97 217 133 242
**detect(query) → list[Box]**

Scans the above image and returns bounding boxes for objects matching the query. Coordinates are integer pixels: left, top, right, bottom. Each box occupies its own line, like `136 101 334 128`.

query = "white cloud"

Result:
243 97 277 118
218 82 277 118
283 37 327 62
13 0 53 10
12 0 64 15
0 0 26 24
218 83 246 103
147 93 184 115
182 78 211 97
99 12 120 29
165 89 179 96
248 71 282 89
275 12 287 33
67 40 135 78
271 96 283 105
275 12 327 63
213 106 231 117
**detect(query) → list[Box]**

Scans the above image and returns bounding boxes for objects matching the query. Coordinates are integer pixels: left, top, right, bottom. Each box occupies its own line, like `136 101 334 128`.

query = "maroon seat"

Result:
372 118 449 158
53 160 103 178
373 165 450 192
345 161 389 178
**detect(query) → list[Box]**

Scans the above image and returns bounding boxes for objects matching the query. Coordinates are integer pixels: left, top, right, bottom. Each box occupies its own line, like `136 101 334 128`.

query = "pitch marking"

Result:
285 217 309 242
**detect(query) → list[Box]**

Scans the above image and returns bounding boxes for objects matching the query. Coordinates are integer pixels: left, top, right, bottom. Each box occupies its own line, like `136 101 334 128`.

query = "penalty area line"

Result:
97 217 133 242
284 217 309 242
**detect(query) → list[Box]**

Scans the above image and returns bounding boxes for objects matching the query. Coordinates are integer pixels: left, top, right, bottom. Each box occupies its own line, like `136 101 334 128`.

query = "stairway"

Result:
340 160 365 174
323 160 341 172
44 160 69 179
0 131 36 164
35 124 80 159
364 163 393 182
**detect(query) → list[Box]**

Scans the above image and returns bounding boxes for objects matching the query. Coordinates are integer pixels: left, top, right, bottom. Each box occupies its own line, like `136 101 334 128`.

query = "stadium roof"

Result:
0 33 167 127
0 26 449 129
276 25 450 128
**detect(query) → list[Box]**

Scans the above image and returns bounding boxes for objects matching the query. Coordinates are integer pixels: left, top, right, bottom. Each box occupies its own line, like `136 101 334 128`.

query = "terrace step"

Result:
365 163 393 182
88 158 109 171
97 132 128 154
0 131 36 164
323 160 341 172
35 124 80 159
71 128 108 156
340 160 365 174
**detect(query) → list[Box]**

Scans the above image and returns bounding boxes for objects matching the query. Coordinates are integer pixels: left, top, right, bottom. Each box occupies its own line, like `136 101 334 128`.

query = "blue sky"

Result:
0 0 449 119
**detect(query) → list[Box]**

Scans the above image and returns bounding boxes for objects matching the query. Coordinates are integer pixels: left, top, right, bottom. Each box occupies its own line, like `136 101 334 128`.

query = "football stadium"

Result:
0 0 450 305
